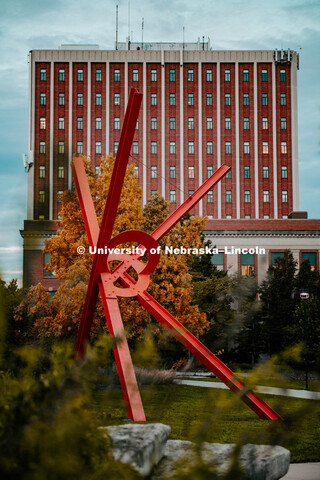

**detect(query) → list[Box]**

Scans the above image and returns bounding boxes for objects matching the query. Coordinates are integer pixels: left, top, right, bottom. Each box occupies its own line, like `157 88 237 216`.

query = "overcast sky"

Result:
0 0 320 286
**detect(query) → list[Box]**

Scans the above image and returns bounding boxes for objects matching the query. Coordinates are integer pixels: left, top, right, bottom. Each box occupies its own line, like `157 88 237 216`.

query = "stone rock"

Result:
100 423 171 476
153 440 290 480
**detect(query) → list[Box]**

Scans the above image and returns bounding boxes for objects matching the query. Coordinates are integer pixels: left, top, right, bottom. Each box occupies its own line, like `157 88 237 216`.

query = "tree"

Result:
187 240 234 359
0 278 24 345
259 251 297 355
17 157 208 350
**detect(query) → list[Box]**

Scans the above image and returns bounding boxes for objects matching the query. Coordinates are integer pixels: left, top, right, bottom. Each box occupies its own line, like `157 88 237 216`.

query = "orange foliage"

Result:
21 155 208 340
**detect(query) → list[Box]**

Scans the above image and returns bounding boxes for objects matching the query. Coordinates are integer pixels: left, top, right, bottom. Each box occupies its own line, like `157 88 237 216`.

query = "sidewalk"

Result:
174 378 320 400
282 463 320 479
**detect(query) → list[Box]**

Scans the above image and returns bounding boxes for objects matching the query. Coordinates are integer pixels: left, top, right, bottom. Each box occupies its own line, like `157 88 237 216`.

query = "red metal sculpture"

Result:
72 87 281 422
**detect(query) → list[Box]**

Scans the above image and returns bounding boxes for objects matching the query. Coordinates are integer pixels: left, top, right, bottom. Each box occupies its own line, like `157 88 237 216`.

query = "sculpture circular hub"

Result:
103 230 160 297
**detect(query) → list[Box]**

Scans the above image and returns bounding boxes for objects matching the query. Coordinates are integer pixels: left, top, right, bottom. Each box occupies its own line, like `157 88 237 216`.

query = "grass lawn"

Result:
93 383 320 463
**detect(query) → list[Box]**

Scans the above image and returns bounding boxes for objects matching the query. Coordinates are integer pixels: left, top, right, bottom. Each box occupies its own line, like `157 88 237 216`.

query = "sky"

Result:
0 0 320 286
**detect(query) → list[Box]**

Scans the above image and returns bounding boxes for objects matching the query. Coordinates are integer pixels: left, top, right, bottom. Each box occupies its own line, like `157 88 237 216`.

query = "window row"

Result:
39 67 287 84
225 189 289 204
39 165 65 178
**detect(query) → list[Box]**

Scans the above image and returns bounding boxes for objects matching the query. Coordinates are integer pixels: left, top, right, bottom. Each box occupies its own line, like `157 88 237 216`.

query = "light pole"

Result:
299 288 310 390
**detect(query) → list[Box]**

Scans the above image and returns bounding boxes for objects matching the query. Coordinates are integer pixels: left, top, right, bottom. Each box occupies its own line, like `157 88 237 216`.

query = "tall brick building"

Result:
21 40 320 289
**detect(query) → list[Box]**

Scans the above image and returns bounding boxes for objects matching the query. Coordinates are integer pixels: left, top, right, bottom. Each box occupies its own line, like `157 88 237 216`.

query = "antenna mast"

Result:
115 5 118 50
142 17 144 50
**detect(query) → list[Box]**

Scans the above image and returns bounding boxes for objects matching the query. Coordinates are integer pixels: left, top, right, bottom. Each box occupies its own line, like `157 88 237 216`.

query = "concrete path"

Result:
282 463 320 479
174 379 320 400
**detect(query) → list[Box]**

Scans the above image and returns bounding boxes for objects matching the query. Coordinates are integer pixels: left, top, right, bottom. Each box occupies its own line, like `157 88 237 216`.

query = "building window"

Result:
226 170 232 178
169 166 176 178
243 93 249 106
39 142 46 154
302 252 317 272
58 166 64 178
170 117 176 130
39 166 45 178
188 142 194 154
77 93 83 105
244 117 249 130
244 190 251 203
96 117 101 130
151 93 157 106
206 93 212 106
114 93 120 105
245 215 251 219
40 93 46 105
262 93 268 106
132 69 139 82
134 166 138 177
243 69 249 82
114 141 119 154
188 166 195 179
188 93 194 106
40 69 46 81
169 93 175 105
282 190 288 203
264 215 269 219
263 190 269 202
151 69 157 81
226 190 232 203
207 142 213 154
263 166 269 178
151 166 157 178
207 191 213 203
43 252 53 277
77 117 83 129
281 142 287 154
95 142 101 154
170 142 176 154
281 166 288 178
136 119 139 130
271 252 284 266
58 93 64 106
114 117 120 129
262 69 268 81
225 93 231 106
241 253 255 276
280 93 286 106
114 69 120 81
244 142 250 154
188 117 194 130
151 190 157 196
207 117 212 129
280 69 286 81
262 142 268 154
77 141 83 154
58 117 64 129
225 142 231 154
59 69 65 81
188 69 194 81
39 190 45 203
224 69 230 81
96 69 102 81
262 117 268 130
151 142 157 154
225 117 231 130
170 190 176 203
226 215 232 219
207 166 213 178
206 69 212 81
58 141 64 154
281 117 287 130
96 93 101 105
211 252 224 270
132 141 138 154
151 117 157 130
244 166 250 178
169 69 175 81
77 69 83 81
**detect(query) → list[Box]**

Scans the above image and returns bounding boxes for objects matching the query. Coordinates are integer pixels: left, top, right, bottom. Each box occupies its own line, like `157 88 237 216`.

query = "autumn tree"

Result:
18 156 208 351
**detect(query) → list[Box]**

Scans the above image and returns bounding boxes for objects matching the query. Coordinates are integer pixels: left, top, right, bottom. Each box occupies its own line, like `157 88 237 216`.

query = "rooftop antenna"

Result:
128 0 130 41
115 4 118 50
202 35 205 50
183 26 185 50
142 17 144 50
